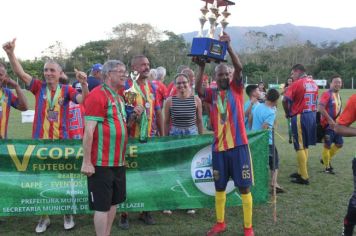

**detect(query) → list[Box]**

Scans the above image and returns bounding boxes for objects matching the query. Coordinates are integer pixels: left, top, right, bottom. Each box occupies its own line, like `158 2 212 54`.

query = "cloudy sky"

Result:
1 0 355 59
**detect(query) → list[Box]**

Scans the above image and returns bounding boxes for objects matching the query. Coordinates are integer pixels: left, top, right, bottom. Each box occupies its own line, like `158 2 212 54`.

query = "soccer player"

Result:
0 62 28 139
81 60 130 236
195 32 254 236
3 38 88 233
244 84 260 131
332 94 356 236
282 64 318 185
318 75 343 174
118 55 163 229
252 89 284 193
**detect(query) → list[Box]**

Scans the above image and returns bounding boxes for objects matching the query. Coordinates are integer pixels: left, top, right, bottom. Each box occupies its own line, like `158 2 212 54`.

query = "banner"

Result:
0 131 269 216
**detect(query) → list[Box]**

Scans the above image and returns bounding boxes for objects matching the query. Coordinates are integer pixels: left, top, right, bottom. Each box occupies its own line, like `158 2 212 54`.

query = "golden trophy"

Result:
189 0 235 63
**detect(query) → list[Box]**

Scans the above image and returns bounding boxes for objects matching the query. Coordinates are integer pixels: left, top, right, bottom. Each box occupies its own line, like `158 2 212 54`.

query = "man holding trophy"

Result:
194 1 255 236
119 55 164 229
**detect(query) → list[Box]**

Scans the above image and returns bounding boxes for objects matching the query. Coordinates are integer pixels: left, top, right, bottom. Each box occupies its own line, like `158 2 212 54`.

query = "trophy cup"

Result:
123 72 139 120
189 0 235 63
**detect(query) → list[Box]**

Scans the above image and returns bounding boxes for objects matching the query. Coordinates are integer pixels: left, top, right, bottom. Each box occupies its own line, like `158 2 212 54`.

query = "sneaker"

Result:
206 222 226 236
289 172 301 178
63 214 75 230
119 214 129 230
244 226 255 236
325 167 335 174
291 176 309 185
139 212 155 225
35 216 50 233
271 186 285 194
289 137 293 144
187 209 196 214
163 210 172 215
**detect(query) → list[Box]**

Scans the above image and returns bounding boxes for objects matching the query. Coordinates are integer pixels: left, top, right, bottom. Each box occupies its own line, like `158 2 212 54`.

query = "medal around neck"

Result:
188 0 235 63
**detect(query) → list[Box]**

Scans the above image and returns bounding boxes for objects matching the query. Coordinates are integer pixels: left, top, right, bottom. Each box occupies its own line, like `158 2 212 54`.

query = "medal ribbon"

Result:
217 90 229 114
46 85 61 110
132 80 150 142
103 84 127 120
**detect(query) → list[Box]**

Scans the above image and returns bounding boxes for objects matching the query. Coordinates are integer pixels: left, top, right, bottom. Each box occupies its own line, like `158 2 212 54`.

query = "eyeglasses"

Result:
176 81 188 85
110 70 129 77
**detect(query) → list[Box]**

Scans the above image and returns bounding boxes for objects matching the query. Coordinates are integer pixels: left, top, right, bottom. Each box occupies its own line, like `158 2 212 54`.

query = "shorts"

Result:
169 125 198 136
324 128 343 148
291 112 317 150
212 144 253 191
87 166 126 212
269 145 279 171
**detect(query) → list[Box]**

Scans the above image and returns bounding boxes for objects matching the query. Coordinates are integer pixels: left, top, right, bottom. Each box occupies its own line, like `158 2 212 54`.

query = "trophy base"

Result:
188 37 227 63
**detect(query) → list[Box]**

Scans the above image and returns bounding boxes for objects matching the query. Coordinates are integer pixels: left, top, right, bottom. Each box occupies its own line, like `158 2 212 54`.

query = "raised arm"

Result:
3 39 33 86
74 69 89 104
4 75 28 111
194 57 206 97
219 32 243 83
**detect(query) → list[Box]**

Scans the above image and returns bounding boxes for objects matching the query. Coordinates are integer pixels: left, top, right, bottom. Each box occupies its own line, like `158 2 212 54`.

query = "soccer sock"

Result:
215 191 226 223
322 147 331 168
297 150 308 179
241 192 253 228
330 144 340 160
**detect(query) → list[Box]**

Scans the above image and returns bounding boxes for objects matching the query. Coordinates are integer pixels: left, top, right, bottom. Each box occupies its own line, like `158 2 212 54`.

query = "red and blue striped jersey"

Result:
284 76 318 117
125 79 162 138
0 88 19 139
28 79 78 139
68 102 85 139
337 94 356 126
319 89 341 127
204 79 248 152
84 85 128 167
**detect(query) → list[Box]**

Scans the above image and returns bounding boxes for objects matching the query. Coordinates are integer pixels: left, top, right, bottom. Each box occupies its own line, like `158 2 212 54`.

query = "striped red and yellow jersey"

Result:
204 79 248 152
0 88 19 139
28 78 78 139
125 79 162 138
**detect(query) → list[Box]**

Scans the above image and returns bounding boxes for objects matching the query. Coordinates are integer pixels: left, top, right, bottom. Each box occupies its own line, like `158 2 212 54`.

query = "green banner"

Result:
0 131 269 216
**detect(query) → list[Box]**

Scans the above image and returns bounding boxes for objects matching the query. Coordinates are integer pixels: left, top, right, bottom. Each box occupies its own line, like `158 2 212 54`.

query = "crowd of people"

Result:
1 32 356 236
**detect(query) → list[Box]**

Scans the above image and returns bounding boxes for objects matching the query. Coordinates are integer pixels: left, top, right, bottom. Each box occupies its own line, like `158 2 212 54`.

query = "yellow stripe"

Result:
247 145 255 185
52 98 61 139
0 90 6 138
43 106 50 139
333 93 341 115
225 112 234 149
297 115 304 149
217 114 224 151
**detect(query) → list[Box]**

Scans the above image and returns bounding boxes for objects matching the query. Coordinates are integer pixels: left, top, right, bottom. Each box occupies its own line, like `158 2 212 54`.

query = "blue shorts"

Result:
212 145 253 191
291 112 317 150
324 128 343 148
169 125 198 136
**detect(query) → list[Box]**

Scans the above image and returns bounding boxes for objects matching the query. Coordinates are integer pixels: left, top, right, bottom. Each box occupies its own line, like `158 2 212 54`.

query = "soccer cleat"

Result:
35 216 50 233
291 176 309 185
163 210 173 215
244 226 255 236
139 211 155 225
324 167 335 174
206 222 226 236
186 209 196 214
289 172 301 178
119 213 129 230
63 214 75 230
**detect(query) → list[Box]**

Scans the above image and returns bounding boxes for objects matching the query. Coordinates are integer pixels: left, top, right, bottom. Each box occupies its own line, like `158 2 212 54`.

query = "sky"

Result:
1 0 355 60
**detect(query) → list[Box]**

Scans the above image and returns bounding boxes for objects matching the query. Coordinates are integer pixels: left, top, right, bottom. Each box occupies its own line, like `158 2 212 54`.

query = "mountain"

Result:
181 23 356 52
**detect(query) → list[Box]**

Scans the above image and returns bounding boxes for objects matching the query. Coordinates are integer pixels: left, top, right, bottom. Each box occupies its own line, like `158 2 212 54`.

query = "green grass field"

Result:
1 89 355 235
